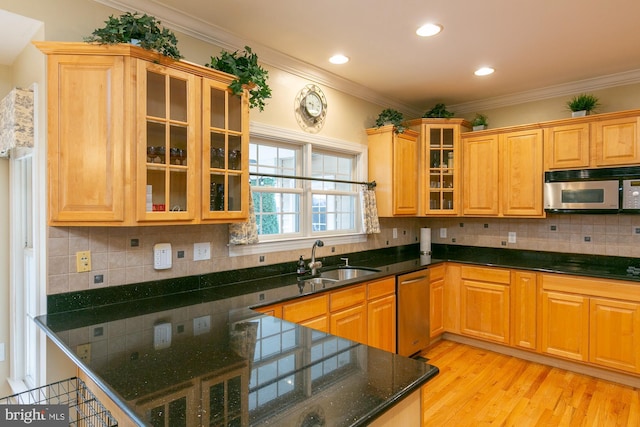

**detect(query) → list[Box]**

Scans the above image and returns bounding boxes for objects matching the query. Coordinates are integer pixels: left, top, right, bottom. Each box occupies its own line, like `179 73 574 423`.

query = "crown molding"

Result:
451 69 640 114
92 0 421 117
93 1 639 118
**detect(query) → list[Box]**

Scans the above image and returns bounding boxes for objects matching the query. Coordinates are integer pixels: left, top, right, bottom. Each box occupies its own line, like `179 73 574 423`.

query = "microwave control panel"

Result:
622 179 640 209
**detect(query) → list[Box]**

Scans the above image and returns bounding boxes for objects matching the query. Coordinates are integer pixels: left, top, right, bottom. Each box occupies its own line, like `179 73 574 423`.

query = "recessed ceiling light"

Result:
416 23 443 37
474 67 495 76
329 54 349 64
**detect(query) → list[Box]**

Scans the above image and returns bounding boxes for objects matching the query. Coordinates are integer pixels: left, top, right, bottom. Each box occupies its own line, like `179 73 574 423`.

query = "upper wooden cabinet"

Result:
461 133 500 215
544 110 640 170
543 122 590 169
36 42 249 226
593 115 640 166
367 126 420 216
43 50 128 223
462 127 544 217
501 129 544 216
406 118 470 216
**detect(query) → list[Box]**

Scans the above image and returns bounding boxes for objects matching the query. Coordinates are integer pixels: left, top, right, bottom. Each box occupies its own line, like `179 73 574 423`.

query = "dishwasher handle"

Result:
398 275 428 285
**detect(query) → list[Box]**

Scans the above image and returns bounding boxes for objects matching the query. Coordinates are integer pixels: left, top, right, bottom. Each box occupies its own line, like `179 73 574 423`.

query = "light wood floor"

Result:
421 340 640 426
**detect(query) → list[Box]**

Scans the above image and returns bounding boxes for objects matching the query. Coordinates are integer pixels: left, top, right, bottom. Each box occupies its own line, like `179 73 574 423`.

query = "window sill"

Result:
228 234 368 257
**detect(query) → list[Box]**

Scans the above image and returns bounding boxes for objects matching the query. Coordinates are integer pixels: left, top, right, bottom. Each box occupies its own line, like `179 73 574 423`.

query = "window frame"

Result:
229 123 368 258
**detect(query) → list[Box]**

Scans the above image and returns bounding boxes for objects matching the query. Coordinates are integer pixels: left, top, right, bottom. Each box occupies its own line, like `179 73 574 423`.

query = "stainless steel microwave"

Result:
544 167 640 213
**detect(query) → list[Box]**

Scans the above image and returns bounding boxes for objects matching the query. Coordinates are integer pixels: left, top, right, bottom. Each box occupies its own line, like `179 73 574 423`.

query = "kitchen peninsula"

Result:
36 246 440 426
36 243 640 425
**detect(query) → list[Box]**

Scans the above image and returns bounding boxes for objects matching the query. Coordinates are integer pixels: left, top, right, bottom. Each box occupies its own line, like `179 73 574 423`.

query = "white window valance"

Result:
0 88 34 158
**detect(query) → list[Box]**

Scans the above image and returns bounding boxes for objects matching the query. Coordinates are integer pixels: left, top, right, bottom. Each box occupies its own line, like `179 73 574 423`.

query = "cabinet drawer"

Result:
429 264 445 281
283 295 328 323
541 273 640 303
367 277 395 300
330 285 366 312
461 265 510 284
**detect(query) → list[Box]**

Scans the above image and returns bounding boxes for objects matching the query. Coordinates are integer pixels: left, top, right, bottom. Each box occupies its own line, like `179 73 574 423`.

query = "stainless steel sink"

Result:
320 266 380 281
300 277 338 292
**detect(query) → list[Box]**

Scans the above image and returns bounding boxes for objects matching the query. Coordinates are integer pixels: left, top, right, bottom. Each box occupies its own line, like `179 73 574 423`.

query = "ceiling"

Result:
6 1 640 114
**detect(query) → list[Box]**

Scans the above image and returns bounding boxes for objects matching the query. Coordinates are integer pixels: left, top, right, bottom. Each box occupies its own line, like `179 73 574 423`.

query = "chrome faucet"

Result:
309 240 324 276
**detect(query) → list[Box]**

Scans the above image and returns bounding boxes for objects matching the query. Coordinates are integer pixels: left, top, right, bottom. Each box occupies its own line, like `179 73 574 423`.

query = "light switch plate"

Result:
194 242 211 261
440 228 447 238
193 315 211 336
508 232 516 243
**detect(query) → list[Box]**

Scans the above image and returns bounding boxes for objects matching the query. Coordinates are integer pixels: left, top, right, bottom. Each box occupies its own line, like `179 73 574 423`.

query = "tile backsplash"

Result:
47 217 422 295
426 214 640 258
48 214 640 295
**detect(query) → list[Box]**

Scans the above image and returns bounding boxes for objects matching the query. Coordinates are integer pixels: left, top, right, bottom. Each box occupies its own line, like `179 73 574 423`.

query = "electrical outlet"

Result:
440 228 447 238
76 251 91 272
508 232 516 243
193 315 211 336
153 323 172 350
392 228 398 239
77 343 91 363
194 242 211 261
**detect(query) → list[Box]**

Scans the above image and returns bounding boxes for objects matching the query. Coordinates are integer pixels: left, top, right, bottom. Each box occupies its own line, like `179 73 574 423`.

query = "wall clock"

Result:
295 84 327 133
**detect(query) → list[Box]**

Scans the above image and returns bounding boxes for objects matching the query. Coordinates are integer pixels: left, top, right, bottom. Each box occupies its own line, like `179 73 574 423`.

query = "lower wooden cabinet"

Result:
540 290 589 361
282 294 329 333
330 284 367 343
589 297 640 373
330 304 367 343
540 273 640 374
429 264 445 338
460 266 511 344
511 271 537 350
254 276 397 353
367 277 397 353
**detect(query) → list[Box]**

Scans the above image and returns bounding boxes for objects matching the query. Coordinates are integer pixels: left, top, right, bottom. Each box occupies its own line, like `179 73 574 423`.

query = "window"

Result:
238 124 367 254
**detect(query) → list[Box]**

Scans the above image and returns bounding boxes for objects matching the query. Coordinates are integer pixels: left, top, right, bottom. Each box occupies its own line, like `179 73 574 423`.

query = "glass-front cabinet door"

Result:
137 60 197 222
427 126 457 214
201 78 249 221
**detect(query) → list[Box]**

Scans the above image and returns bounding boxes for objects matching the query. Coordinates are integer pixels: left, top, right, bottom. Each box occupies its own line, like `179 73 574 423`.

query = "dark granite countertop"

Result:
36 245 438 426
35 243 640 426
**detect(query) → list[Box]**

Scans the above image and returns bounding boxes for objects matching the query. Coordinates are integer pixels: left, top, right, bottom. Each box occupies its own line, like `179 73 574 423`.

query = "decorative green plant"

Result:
471 113 488 128
207 46 272 112
566 93 600 113
423 103 455 118
374 108 405 133
84 12 182 60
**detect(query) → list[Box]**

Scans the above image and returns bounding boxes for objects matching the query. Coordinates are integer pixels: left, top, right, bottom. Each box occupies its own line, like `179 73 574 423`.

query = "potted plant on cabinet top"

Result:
207 46 272 112
374 108 405 133
471 113 488 131
423 103 455 119
84 12 182 60
566 93 600 117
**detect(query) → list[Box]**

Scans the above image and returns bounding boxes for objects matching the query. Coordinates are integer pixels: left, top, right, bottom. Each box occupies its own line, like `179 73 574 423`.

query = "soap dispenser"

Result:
296 256 306 275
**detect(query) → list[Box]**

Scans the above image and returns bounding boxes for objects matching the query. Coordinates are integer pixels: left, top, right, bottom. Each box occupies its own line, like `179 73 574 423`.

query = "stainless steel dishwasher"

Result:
397 269 430 357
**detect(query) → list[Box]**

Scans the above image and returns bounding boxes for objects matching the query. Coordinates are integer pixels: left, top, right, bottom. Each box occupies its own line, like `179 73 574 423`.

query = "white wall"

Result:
0 65 12 397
